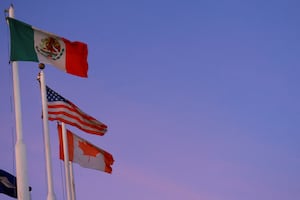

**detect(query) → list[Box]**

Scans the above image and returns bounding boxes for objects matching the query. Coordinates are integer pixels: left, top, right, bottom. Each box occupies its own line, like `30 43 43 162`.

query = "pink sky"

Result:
0 0 300 199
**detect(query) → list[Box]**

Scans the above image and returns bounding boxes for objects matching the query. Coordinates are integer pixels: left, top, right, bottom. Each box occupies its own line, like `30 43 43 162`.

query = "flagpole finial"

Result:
39 63 45 70
5 4 14 13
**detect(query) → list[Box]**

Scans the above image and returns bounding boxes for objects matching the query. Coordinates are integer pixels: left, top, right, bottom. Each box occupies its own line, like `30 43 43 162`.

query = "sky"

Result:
0 0 300 200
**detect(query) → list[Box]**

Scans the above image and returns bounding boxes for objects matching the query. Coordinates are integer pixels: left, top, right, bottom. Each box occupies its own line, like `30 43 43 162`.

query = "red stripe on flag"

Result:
46 86 107 135
50 116 106 135
48 105 107 130
49 112 107 135
62 38 88 78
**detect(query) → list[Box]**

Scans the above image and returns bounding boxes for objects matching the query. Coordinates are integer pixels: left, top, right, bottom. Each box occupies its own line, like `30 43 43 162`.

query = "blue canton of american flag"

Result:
47 86 69 103
46 86 107 136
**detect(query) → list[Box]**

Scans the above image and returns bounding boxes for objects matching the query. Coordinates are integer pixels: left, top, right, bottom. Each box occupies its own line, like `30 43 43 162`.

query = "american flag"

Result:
46 86 107 135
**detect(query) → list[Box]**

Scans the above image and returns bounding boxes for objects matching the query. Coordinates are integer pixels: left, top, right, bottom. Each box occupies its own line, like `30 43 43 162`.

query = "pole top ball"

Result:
39 63 45 69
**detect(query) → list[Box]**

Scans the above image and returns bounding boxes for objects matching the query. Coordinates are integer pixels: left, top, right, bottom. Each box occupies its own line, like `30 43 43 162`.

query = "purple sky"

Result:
0 0 300 199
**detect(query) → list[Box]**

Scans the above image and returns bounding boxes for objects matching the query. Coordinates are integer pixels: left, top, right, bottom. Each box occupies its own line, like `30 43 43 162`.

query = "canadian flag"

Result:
58 124 114 173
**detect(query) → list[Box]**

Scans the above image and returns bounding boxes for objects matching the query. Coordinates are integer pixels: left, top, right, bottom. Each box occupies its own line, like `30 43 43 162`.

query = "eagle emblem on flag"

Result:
36 36 65 60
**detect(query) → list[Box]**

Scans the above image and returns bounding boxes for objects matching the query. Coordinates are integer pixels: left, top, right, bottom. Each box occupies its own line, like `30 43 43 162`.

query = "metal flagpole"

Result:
61 122 72 200
8 5 30 200
69 162 76 200
38 64 56 200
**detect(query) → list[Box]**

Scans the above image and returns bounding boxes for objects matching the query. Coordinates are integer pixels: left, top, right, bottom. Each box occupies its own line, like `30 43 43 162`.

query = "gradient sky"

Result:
0 0 300 200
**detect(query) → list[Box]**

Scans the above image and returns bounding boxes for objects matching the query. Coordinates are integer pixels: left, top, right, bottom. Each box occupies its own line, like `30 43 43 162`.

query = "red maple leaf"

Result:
78 141 100 157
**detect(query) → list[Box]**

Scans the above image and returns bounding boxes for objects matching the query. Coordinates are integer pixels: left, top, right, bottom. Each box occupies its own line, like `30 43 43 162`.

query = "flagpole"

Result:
38 64 56 200
8 5 30 200
69 162 76 200
61 122 72 200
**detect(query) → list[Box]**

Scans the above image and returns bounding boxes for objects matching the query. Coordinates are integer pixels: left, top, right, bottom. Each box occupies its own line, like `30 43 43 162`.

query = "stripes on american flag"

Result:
46 86 107 135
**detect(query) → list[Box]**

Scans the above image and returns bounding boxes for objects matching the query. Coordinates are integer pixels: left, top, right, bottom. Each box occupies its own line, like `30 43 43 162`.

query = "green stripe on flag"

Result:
8 18 38 62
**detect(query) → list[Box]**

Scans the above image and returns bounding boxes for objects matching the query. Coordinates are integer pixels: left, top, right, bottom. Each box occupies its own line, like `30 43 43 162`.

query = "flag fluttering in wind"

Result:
7 17 88 78
58 124 114 173
47 85 107 135
0 169 32 198
0 169 17 198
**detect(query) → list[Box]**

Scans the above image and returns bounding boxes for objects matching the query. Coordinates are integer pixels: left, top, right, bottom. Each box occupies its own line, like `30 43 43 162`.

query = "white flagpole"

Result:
61 122 72 200
8 5 30 200
69 162 76 200
38 64 56 200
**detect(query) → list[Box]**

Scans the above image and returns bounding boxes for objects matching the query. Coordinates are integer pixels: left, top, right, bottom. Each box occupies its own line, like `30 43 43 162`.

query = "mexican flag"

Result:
7 17 88 78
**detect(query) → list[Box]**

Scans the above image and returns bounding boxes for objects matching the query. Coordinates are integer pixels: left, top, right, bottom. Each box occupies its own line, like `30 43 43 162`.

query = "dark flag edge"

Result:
0 169 32 198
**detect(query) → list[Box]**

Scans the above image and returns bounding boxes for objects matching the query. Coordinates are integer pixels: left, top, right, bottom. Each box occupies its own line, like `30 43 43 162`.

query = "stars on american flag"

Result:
46 86 68 103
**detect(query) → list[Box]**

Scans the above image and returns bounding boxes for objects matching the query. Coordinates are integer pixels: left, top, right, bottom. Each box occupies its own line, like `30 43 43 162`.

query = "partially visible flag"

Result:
58 124 114 173
0 169 32 198
7 17 88 78
47 85 107 135
0 169 17 198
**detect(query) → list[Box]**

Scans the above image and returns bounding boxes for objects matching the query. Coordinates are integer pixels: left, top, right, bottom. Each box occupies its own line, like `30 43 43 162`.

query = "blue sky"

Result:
0 0 300 199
